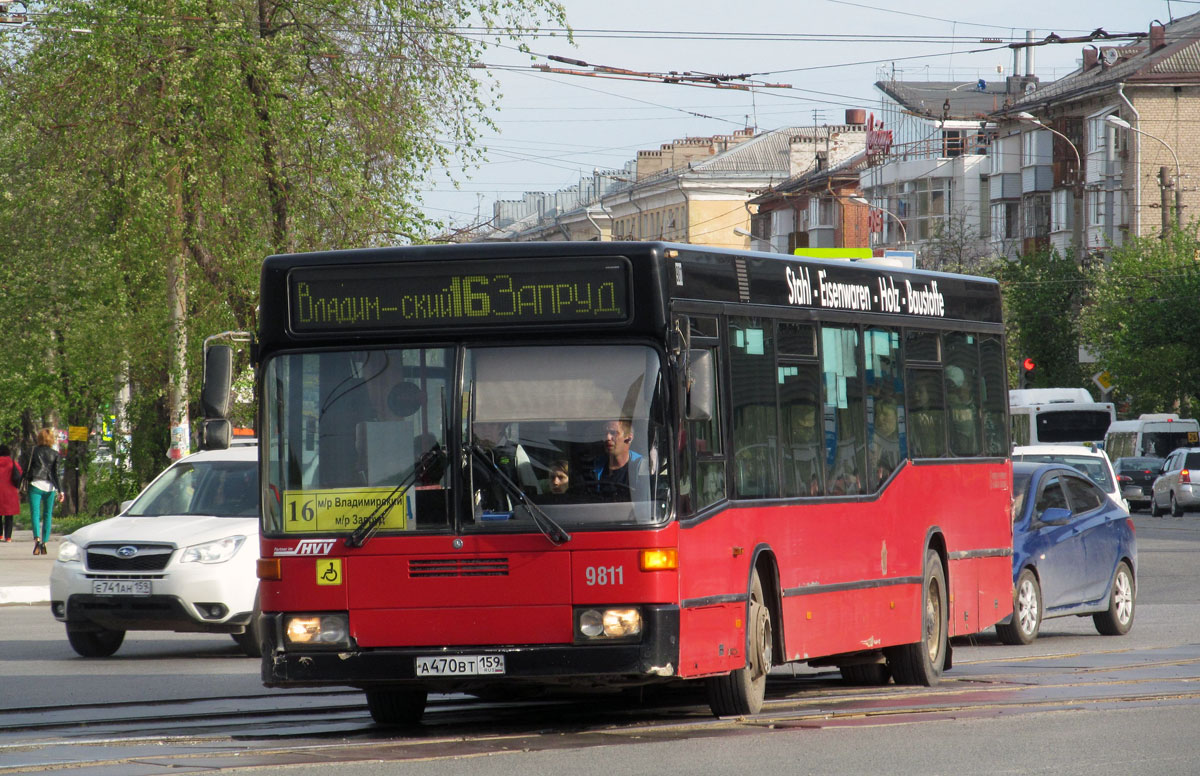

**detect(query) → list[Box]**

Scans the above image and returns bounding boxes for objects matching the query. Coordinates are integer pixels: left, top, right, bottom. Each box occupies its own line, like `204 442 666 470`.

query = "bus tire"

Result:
365 688 427 726
886 549 947 686
705 570 771 716
839 662 890 685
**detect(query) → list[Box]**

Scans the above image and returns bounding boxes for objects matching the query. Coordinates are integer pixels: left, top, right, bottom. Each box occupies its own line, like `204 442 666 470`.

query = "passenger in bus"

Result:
594 418 642 501
549 459 571 495
870 398 902 488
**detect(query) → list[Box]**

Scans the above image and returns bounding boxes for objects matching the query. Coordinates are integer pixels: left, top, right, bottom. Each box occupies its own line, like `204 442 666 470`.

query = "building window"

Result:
1051 189 1073 233
1022 129 1051 167
978 177 991 239
1023 193 1051 238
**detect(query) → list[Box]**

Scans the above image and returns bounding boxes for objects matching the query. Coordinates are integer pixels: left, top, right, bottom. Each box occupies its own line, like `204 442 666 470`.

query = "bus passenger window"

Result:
865 328 905 491
907 368 946 458
729 318 778 499
980 336 1007 455
780 363 822 496
821 326 865 496
945 333 981 457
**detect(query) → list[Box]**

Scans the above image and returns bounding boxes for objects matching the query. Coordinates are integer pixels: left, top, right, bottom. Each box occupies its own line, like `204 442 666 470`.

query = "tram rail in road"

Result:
2 642 1199 774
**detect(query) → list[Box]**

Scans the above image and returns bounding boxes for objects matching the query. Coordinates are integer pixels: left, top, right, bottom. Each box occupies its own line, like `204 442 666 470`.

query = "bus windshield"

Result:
467 345 669 527
262 344 669 536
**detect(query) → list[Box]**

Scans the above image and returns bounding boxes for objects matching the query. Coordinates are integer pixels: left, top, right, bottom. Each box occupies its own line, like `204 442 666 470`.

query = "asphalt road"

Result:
0 513 1197 775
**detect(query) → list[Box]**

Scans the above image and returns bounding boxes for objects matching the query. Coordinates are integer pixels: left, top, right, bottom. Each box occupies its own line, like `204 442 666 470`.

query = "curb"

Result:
0 586 50 606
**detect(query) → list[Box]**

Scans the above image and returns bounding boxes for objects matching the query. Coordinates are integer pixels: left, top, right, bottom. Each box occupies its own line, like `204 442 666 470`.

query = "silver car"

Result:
1150 447 1200 517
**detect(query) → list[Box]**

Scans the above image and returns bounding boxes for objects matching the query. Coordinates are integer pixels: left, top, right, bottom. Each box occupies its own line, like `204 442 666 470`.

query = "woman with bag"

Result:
0 444 21 542
23 429 62 555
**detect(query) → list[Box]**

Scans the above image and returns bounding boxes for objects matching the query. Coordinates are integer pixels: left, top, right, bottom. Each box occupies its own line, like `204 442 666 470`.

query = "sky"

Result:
420 0 1175 232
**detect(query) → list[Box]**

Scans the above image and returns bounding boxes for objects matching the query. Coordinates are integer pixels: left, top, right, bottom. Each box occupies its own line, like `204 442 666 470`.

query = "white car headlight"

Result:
57 540 83 563
179 535 246 564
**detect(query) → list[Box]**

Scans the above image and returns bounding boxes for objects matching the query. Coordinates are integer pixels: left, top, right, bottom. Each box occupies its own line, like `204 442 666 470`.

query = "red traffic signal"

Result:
1019 357 1037 388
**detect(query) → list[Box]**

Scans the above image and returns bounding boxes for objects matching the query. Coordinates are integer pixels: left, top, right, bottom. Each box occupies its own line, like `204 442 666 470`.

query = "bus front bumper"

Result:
260 605 680 690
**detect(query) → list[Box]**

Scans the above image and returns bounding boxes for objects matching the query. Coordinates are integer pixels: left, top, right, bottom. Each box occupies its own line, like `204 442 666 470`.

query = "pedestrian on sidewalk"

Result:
0 444 20 542
22 429 62 555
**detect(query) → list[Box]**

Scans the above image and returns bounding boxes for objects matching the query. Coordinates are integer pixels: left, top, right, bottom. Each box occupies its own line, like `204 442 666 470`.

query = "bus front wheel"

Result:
885 549 947 686
705 570 772 716
365 688 427 726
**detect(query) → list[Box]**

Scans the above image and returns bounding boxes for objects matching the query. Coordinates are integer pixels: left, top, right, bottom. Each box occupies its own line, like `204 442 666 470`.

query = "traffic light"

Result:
1019 357 1037 389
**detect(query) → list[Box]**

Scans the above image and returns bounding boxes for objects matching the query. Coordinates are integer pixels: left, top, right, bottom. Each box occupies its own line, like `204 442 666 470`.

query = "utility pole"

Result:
1160 166 1172 239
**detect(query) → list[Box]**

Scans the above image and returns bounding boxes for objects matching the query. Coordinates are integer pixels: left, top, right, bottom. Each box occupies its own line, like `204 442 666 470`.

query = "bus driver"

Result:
595 418 642 501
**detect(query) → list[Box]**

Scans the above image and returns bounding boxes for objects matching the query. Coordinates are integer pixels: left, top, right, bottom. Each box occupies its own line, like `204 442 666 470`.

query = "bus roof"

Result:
257 241 1003 353
1009 388 1102 407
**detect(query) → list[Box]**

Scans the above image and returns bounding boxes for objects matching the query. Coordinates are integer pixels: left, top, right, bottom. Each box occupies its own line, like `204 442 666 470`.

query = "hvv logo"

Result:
274 540 337 557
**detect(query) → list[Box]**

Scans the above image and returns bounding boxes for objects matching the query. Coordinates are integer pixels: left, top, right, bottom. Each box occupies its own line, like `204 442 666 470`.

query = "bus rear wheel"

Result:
705 570 772 716
365 688 427 726
886 549 947 686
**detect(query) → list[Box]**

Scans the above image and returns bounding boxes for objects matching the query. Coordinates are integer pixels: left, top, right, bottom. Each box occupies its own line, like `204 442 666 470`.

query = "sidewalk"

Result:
0 533 58 606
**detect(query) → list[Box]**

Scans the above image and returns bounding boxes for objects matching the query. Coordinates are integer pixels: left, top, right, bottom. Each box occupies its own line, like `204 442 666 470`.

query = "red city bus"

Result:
208 241 1013 725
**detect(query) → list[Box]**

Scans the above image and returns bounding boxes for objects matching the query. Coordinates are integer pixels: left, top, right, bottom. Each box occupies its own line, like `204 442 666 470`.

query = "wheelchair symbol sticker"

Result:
317 559 342 586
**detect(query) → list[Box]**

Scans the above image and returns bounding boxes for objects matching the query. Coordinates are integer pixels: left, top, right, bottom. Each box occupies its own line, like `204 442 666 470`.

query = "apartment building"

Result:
484 122 866 249
992 14 1200 258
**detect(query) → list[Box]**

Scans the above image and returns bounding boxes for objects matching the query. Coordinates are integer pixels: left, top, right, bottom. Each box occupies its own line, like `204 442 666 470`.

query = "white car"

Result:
50 444 261 657
1011 444 1129 513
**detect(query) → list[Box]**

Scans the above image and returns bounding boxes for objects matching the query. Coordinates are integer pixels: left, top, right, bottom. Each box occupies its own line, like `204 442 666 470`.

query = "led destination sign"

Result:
289 258 630 333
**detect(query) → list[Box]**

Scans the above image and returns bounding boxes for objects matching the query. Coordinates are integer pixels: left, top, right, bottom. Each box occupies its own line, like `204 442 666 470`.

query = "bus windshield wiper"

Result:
345 445 446 548
469 444 572 545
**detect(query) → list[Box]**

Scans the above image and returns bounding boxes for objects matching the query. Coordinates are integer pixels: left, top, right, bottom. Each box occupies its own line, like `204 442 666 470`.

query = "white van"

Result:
1103 414 1200 460
1009 388 1115 447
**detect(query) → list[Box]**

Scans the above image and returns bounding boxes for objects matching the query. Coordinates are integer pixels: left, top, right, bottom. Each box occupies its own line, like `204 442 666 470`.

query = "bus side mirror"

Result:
200 418 232 452
686 349 714 422
201 345 234 419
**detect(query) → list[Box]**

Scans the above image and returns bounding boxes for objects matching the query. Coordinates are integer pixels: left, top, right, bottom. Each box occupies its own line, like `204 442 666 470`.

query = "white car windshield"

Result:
126 461 259 517
1012 454 1113 491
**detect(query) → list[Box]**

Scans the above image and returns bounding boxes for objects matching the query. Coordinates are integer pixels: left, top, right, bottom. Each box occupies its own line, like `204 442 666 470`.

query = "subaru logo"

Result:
116 546 139 558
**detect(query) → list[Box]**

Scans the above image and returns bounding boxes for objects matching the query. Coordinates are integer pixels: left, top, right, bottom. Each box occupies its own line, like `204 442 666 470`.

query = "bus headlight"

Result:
575 607 642 642
283 613 350 649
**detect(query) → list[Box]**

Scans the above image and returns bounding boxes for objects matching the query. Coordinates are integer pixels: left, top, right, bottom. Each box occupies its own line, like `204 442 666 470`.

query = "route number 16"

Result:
289 500 316 523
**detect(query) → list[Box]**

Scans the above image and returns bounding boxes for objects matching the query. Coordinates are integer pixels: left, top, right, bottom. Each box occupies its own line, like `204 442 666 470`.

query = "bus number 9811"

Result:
585 565 624 586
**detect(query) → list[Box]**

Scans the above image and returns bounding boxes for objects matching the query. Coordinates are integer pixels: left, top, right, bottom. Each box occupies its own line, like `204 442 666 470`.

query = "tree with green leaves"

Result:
1080 228 1200 417
0 0 568 509
989 247 1090 394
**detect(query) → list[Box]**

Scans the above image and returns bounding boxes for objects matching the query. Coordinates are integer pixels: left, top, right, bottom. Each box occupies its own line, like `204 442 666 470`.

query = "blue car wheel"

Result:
996 568 1041 645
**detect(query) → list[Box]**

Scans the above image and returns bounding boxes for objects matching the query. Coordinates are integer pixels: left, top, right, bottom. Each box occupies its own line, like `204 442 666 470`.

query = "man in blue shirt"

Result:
594 419 641 501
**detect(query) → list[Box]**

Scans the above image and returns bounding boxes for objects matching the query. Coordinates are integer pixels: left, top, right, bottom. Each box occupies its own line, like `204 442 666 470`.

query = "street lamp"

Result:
1015 111 1084 252
1106 114 1182 231
850 196 907 247
733 226 775 252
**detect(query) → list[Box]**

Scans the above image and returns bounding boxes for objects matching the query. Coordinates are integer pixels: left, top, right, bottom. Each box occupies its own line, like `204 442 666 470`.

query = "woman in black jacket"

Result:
24 428 62 555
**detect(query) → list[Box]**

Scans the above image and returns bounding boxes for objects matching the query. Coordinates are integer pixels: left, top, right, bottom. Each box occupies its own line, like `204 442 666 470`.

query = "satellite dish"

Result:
1102 48 1120 66
1024 81 1037 95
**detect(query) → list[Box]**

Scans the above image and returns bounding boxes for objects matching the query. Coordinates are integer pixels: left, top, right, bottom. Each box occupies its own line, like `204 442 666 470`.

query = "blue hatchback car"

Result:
997 462 1138 645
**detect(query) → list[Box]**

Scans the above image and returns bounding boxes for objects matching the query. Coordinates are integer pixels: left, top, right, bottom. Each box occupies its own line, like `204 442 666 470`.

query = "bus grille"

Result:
408 557 509 578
